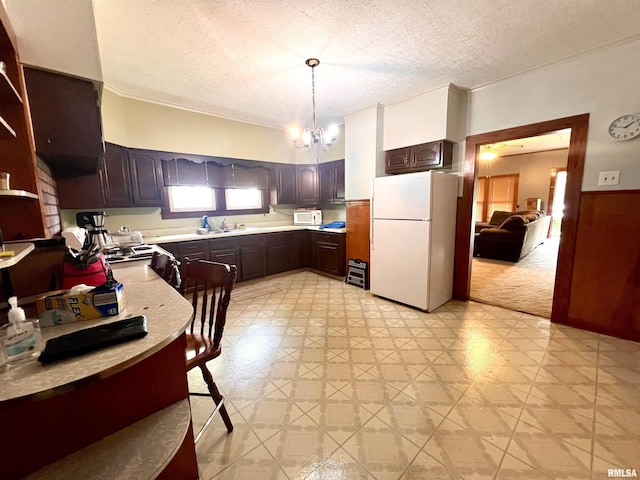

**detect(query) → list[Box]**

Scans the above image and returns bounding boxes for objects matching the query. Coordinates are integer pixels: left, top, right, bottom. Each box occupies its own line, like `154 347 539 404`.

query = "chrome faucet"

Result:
220 218 226 231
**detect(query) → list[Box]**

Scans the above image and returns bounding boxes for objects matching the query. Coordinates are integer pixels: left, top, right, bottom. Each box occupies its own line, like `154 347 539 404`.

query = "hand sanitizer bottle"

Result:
0 296 43 366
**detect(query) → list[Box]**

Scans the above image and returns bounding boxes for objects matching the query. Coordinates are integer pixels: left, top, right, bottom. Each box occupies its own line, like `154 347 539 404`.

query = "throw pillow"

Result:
500 215 529 231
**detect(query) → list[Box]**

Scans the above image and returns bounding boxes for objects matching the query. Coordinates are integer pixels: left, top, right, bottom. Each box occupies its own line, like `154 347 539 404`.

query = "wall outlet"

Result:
598 170 620 186
269 207 276 214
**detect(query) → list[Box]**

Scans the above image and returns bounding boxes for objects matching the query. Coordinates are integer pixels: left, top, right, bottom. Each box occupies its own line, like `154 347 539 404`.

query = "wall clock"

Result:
608 113 640 140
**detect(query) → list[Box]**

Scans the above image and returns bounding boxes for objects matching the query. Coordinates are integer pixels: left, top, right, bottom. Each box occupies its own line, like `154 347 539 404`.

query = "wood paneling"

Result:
454 114 589 325
563 190 640 340
346 199 370 270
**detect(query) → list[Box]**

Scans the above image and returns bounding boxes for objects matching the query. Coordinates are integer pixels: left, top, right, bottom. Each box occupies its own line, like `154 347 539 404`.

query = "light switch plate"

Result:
598 170 620 186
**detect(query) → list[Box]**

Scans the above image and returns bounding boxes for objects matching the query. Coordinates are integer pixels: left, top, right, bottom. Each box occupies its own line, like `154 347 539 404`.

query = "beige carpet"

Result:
470 237 559 318
232 282 281 302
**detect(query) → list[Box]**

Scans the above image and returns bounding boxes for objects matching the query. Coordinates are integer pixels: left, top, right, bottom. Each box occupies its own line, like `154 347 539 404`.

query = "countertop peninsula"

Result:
0 262 199 480
0 262 193 402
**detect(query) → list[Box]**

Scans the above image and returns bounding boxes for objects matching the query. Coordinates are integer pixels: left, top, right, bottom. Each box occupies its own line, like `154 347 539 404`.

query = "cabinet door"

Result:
211 249 241 280
410 142 442 169
129 149 163 206
310 231 346 276
240 235 266 280
266 232 294 275
275 165 297 204
318 163 333 204
100 143 132 207
293 230 309 269
385 147 410 174
296 165 318 205
24 67 103 175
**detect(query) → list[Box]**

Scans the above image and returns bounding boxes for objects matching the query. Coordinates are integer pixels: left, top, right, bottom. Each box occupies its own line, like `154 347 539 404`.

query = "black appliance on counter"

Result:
76 211 110 250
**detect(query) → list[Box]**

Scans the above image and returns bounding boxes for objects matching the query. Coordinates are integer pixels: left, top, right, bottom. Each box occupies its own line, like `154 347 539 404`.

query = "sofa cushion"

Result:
499 214 529 231
489 210 514 226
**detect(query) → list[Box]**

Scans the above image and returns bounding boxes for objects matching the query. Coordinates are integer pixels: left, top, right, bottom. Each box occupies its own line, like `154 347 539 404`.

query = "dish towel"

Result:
319 221 346 230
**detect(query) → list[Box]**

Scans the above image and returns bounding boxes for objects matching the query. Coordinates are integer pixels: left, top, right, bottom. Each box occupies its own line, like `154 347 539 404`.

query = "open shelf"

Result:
0 68 22 104
0 113 16 139
0 189 38 199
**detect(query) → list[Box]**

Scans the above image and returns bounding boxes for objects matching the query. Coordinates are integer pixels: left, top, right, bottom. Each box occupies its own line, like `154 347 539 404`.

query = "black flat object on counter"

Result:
38 316 148 364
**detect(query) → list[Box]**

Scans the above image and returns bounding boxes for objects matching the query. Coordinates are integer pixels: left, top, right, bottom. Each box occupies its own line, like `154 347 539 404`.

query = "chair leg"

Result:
199 364 234 433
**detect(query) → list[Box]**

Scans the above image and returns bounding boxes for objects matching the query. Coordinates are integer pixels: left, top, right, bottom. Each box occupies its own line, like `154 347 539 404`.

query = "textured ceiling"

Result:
484 130 571 157
93 0 640 129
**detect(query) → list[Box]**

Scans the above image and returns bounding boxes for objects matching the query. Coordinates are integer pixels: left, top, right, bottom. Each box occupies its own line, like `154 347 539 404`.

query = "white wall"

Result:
5 0 102 81
468 39 640 191
477 149 569 211
344 105 384 200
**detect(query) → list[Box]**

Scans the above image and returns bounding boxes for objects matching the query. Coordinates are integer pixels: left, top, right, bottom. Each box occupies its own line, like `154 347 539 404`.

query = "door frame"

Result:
453 114 589 322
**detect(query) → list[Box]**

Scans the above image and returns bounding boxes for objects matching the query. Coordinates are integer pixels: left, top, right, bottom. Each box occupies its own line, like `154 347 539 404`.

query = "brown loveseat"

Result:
473 210 551 261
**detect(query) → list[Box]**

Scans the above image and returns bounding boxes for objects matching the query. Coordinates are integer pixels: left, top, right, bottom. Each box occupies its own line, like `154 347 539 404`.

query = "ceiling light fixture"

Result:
289 58 338 152
479 145 497 161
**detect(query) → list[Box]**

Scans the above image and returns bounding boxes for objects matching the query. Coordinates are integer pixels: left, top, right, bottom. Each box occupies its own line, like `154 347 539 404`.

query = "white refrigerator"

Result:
370 171 458 311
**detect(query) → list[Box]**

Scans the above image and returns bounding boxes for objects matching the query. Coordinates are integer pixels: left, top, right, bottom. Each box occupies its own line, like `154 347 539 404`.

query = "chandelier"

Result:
289 58 338 151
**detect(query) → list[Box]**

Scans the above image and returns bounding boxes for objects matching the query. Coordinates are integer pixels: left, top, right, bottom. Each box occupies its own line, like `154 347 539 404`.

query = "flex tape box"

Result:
36 283 125 327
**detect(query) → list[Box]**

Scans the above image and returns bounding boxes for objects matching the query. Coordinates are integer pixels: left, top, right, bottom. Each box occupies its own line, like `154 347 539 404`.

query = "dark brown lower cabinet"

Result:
292 230 309 269
158 230 344 284
239 235 266 280
210 237 241 280
310 231 346 276
266 232 294 275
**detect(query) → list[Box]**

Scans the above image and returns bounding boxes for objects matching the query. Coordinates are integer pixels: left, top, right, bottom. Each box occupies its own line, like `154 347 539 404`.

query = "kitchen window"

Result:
167 185 217 212
225 188 262 210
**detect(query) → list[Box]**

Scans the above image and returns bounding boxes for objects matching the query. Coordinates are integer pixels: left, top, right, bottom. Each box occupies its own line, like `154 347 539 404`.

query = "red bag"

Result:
62 253 112 289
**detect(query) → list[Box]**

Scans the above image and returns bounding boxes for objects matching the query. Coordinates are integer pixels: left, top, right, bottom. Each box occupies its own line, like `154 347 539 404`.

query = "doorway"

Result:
453 114 589 322
469 140 568 317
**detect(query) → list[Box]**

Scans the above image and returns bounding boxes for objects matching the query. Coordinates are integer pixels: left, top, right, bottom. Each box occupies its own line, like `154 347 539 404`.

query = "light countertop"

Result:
0 242 34 270
0 263 194 402
144 224 346 245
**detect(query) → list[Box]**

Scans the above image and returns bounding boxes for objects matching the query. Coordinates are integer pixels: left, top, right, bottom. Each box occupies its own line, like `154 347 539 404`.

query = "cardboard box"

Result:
36 283 125 327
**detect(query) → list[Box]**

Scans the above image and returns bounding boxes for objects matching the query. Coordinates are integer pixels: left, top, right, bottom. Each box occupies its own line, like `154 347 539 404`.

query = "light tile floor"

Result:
189 271 640 480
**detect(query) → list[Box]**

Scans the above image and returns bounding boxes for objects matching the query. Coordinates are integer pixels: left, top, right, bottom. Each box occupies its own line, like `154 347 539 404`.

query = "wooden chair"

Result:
179 258 237 440
150 251 181 288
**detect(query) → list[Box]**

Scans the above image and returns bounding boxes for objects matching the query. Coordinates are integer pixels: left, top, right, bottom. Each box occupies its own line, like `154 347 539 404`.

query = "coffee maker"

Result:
76 211 110 250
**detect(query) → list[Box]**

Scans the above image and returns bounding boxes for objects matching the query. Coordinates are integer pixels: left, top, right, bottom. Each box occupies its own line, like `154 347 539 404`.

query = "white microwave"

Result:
294 210 322 226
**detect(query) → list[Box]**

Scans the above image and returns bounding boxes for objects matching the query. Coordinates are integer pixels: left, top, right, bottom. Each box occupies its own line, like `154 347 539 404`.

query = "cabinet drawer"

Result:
314 232 342 244
239 234 265 247
209 237 239 251
177 240 209 259
265 232 292 245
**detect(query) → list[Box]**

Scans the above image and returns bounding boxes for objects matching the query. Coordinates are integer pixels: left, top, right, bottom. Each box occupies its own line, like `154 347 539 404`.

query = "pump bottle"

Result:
0 296 43 365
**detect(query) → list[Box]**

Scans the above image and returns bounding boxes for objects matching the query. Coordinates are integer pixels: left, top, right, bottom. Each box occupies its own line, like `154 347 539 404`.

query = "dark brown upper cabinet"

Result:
319 159 345 204
23 67 103 176
296 164 318 205
128 149 164 206
385 140 453 175
58 143 164 208
100 143 131 207
269 164 297 205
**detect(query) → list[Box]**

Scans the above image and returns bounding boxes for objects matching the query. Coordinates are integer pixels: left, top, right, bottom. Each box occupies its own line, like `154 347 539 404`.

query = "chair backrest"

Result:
150 251 181 288
179 258 237 349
